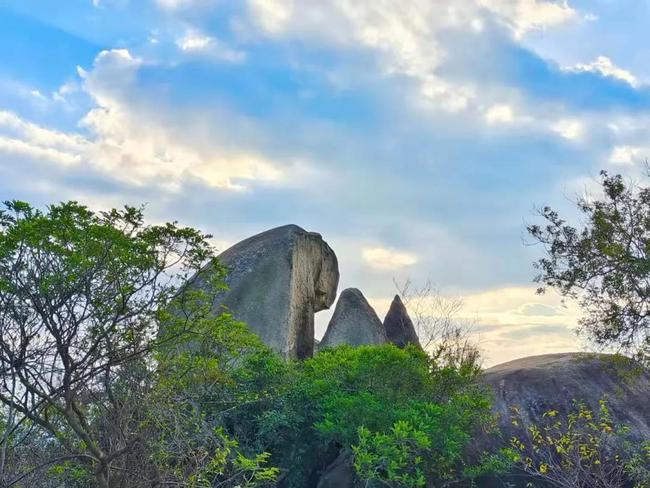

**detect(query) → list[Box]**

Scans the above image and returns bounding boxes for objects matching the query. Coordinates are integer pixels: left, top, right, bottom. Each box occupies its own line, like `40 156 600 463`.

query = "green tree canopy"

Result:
528 171 650 363
0 200 217 487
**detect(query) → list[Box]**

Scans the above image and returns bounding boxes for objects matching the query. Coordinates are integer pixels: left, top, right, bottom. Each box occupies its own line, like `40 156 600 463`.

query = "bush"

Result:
245 344 505 487
510 397 650 488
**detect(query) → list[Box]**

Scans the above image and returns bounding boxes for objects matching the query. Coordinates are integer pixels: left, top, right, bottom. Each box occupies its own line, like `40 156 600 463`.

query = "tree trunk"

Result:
95 467 110 488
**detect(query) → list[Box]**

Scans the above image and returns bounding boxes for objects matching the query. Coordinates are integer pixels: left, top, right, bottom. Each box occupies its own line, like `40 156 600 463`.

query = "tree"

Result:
0 200 218 487
527 171 650 363
247 343 502 487
146 312 283 488
394 279 480 371
510 397 650 488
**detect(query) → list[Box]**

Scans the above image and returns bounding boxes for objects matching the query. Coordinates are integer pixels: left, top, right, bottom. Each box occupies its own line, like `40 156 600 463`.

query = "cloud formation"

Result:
1 0 650 364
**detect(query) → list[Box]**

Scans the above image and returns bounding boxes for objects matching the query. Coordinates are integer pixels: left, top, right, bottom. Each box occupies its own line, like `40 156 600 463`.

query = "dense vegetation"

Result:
0 200 505 487
0 191 648 487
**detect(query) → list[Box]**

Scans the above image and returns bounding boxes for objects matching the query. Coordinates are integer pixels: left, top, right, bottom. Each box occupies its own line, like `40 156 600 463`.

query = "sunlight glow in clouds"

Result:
0 49 282 191
176 30 247 62
1 0 649 363
566 56 639 88
362 247 418 271
485 104 515 124
610 145 641 165
479 0 578 37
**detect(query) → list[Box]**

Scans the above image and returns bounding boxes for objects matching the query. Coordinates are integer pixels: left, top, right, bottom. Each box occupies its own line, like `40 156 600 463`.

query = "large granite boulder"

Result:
196 224 339 359
483 352 650 443
319 288 387 349
383 295 420 348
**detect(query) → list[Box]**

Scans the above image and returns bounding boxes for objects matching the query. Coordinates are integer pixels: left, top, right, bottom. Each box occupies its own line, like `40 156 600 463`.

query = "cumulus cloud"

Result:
2 0 642 366
176 30 247 62
362 246 418 270
246 0 583 112
0 49 283 192
551 118 584 140
565 56 639 87
609 145 641 165
460 286 581 365
247 0 482 111
479 0 578 37
485 104 515 124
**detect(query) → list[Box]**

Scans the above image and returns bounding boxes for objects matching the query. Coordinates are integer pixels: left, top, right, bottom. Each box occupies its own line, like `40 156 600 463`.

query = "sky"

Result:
0 0 648 366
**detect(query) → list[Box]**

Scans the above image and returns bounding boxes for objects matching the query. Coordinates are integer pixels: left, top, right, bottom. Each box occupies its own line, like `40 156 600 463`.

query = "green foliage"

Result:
0 200 220 487
243 344 503 487
528 171 650 363
352 391 503 487
145 312 282 488
510 397 650 488
0 200 507 488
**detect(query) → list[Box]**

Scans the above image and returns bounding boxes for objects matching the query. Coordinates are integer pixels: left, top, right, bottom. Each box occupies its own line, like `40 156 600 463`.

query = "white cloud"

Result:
176 30 247 62
565 56 639 87
0 49 283 192
156 0 199 9
177 32 213 51
0 136 81 166
480 0 578 37
461 285 582 365
485 104 515 124
249 0 294 33
362 246 418 270
0 111 88 153
246 0 582 113
247 0 480 111
551 118 584 140
609 145 641 165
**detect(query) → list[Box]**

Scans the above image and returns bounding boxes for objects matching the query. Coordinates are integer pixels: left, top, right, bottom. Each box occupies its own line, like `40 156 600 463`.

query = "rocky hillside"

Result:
194 224 650 486
483 352 650 442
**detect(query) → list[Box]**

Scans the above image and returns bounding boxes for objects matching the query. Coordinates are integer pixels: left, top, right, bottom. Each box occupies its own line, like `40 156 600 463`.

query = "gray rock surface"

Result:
196 224 339 359
483 352 650 442
316 450 356 488
319 288 387 349
383 295 420 348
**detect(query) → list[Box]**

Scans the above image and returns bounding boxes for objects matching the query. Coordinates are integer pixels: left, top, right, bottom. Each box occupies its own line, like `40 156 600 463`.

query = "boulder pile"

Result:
198 224 420 357
191 225 649 487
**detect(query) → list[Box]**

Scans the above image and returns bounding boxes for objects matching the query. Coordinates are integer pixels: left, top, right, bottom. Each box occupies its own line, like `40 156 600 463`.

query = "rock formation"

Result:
383 295 420 348
319 288 387 349
316 451 356 488
483 352 650 442
194 224 339 359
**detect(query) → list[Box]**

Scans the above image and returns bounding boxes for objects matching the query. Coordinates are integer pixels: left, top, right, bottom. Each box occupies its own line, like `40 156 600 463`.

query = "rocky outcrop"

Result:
194 224 339 359
319 288 387 349
483 352 650 442
316 450 356 488
383 295 420 348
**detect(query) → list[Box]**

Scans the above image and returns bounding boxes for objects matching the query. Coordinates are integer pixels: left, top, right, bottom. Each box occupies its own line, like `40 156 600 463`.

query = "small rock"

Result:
319 288 387 348
383 294 420 348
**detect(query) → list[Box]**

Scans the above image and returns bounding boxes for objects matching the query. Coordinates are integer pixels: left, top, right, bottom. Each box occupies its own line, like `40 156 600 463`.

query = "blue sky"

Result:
0 0 648 364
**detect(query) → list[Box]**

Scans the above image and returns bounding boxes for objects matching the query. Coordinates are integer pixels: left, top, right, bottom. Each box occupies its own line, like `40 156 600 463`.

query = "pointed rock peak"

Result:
319 288 387 349
383 294 420 348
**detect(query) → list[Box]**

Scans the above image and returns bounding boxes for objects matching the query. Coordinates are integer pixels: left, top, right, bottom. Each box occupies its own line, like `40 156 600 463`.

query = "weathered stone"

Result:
194 224 339 359
319 288 387 349
383 295 420 348
316 450 356 488
483 352 650 443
